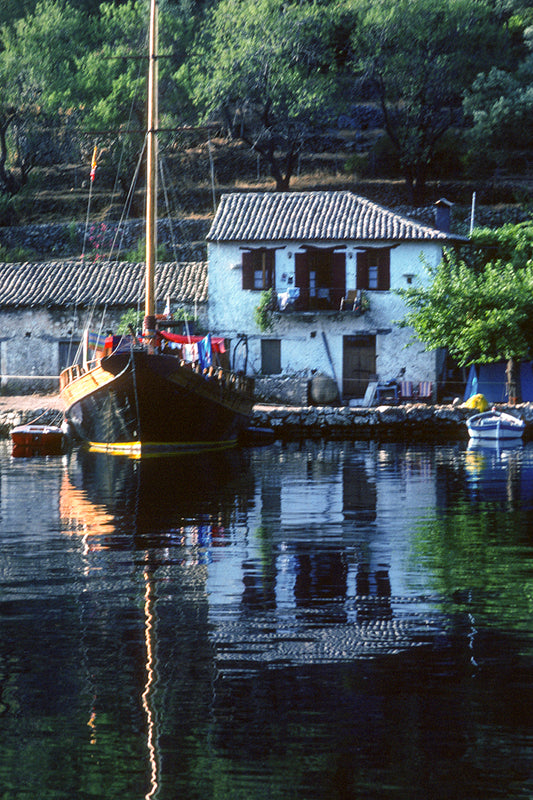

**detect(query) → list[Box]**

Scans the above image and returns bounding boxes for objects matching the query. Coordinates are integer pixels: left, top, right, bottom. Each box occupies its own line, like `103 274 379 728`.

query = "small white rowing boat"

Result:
467 410 525 440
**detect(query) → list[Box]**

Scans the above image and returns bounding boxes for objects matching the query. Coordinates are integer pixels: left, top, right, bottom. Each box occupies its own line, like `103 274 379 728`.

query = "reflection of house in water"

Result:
59 442 445 671
208 442 443 669
343 451 377 523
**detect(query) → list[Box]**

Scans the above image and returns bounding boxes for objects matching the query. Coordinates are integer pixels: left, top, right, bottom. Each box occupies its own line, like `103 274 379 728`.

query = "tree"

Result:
75 0 194 201
346 0 521 203
399 223 533 400
0 0 89 194
0 0 194 201
463 53 533 177
188 0 340 190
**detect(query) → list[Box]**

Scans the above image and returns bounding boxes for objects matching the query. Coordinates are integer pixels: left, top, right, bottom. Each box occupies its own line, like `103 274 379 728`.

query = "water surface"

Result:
1 438 532 799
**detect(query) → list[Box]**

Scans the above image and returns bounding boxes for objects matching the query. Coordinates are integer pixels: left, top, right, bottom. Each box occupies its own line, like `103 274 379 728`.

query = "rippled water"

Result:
1 438 533 799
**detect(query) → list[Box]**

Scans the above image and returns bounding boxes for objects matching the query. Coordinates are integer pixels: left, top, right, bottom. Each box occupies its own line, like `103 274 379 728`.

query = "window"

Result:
309 270 317 297
356 248 390 291
294 251 345 309
368 265 378 290
242 249 275 291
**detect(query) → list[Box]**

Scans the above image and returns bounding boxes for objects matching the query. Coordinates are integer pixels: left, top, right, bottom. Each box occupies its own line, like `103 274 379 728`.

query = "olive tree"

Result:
399 223 533 400
346 0 520 203
0 0 89 194
188 0 341 189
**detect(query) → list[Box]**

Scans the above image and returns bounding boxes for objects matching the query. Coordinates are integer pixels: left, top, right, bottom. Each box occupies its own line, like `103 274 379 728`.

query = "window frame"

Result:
242 249 276 291
356 248 391 291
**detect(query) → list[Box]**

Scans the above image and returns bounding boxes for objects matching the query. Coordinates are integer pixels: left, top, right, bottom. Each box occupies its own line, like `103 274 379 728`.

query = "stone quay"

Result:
1 397 531 442
249 402 533 442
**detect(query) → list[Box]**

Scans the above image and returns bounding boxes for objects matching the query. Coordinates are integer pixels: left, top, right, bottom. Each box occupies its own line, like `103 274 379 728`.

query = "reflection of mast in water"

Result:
63 478 162 796
142 565 159 800
60 445 251 796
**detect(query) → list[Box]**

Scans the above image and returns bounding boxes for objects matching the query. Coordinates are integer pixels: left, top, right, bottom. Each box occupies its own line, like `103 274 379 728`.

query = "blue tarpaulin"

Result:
464 362 533 402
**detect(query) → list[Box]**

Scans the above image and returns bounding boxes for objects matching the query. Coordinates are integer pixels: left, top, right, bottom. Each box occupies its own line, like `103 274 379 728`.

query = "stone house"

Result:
0 259 207 392
207 191 463 403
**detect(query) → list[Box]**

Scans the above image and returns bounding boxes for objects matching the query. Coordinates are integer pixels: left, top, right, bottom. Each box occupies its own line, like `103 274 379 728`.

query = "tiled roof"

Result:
0 260 207 308
207 191 452 243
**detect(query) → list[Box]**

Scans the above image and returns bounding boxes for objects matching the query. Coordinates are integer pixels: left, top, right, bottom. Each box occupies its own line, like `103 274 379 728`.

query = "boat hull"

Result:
61 351 254 455
11 424 65 456
467 411 525 440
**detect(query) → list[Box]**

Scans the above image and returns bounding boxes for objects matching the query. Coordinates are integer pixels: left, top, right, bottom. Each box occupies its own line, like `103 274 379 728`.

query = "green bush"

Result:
123 237 172 263
254 288 276 332
0 243 38 262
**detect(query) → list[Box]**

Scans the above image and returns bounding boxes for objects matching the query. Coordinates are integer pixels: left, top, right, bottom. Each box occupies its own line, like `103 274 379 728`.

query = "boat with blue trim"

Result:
467 409 525 440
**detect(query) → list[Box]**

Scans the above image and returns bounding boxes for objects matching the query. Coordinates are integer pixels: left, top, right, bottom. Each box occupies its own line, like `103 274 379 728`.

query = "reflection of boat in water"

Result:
467 410 525 441
464 437 525 506
60 445 255 799
467 437 524 458
61 446 254 545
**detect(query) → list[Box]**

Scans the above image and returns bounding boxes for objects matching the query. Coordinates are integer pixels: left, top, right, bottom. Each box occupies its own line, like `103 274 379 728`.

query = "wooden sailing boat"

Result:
60 0 254 456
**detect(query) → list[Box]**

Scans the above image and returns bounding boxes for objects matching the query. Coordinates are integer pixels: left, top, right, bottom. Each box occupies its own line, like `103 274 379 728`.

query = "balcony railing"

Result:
276 287 369 314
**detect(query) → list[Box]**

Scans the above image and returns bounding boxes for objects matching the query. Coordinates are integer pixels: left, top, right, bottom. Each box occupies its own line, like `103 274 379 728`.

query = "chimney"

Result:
434 198 453 233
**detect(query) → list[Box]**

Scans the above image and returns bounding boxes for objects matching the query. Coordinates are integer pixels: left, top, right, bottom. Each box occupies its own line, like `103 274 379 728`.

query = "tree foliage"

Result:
0 0 531 200
0 0 89 193
463 53 533 176
346 0 520 203
400 223 533 365
0 0 195 198
188 0 341 189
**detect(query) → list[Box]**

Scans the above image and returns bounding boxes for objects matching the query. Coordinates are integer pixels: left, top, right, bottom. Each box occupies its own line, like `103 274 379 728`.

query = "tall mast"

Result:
144 0 158 344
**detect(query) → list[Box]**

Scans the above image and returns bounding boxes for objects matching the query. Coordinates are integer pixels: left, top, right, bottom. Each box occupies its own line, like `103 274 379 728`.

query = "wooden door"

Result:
343 335 376 399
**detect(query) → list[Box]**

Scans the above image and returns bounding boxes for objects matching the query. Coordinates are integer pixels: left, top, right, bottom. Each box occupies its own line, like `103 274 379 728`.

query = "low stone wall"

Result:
250 402 533 441
254 375 310 406
1 399 532 442
0 218 209 260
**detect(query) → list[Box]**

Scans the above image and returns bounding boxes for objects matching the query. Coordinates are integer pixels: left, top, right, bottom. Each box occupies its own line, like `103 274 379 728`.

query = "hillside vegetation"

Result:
9 134 533 223
0 0 532 242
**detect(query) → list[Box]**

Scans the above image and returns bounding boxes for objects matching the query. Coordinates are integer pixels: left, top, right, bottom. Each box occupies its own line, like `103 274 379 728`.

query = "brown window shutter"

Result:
377 248 390 290
294 252 308 289
331 252 346 307
356 251 369 289
265 249 275 289
242 251 254 289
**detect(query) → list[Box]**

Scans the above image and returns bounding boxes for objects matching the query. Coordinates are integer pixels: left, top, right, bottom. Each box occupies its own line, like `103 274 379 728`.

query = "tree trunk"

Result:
0 114 18 196
505 357 520 405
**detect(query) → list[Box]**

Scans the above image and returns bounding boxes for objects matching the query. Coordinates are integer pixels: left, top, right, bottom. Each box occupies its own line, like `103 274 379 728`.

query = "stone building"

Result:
0 260 207 393
207 191 465 403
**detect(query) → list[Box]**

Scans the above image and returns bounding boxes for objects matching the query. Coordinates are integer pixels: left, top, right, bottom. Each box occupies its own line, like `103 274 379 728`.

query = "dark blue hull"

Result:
63 351 254 455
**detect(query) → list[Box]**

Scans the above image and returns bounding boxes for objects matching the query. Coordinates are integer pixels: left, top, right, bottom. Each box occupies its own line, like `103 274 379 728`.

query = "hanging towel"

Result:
198 334 212 370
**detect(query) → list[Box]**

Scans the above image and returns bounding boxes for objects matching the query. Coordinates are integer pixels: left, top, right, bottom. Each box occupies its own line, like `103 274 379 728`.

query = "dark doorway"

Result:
261 339 281 374
342 334 376 399
59 340 82 372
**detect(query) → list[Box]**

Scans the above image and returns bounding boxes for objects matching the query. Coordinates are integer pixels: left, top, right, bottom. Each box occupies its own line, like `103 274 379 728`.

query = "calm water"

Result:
1 437 533 799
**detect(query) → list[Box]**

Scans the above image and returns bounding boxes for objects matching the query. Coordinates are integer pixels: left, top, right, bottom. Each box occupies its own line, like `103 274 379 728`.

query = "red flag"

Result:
90 146 97 182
